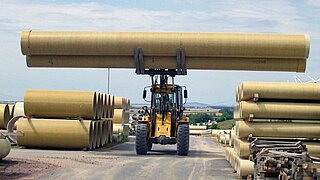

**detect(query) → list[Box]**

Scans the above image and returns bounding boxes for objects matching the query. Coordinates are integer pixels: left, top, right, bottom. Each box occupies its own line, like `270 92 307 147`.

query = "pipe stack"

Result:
0 135 11 159
189 125 209 135
226 82 320 178
16 90 116 150
0 104 10 129
21 31 309 72
112 96 130 142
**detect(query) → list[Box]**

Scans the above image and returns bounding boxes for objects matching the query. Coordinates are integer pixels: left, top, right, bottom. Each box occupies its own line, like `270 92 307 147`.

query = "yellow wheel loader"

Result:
135 70 189 155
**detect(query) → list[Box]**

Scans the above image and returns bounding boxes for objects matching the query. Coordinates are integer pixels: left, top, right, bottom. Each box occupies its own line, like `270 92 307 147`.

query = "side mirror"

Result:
143 89 147 99
184 89 188 99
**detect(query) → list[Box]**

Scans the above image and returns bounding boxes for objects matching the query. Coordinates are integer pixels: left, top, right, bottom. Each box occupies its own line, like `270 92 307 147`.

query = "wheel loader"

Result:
135 70 189 155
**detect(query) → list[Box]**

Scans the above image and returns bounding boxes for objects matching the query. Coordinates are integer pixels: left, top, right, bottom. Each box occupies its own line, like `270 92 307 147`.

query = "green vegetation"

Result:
217 119 235 130
189 108 233 125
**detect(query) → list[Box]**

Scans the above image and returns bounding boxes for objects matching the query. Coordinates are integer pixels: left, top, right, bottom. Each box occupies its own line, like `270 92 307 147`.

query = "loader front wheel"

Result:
177 124 189 156
136 124 148 155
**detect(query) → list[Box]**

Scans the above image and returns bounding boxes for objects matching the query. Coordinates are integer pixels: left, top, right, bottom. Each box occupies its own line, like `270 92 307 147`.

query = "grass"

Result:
217 119 235 130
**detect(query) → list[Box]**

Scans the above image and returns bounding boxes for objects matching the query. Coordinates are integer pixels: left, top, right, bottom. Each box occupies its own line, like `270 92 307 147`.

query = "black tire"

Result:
148 141 153 151
136 124 148 155
177 124 189 156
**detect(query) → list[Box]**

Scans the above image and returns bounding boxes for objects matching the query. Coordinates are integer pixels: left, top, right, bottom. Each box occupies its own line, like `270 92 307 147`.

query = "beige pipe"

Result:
113 123 123 134
189 126 207 130
238 82 320 101
190 130 206 135
114 97 124 109
236 121 320 138
95 92 102 120
13 102 25 117
94 121 101 149
17 118 93 150
109 95 115 118
24 90 97 119
101 94 106 118
229 127 235 147
0 138 11 159
0 104 10 129
305 142 320 157
126 98 130 111
8 104 15 119
101 119 109 145
108 119 113 143
21 31 309 59
26 55 306 72
211 130 224 137
225 147 237 170
103 94 108 118
234 137 251 158
235 101 320 120
98 120 103 147
113 109 124 124
235 156 254 177
89 121 96 150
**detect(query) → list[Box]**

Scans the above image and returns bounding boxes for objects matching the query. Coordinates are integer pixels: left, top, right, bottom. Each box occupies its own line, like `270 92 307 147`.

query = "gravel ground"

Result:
1 136 236 180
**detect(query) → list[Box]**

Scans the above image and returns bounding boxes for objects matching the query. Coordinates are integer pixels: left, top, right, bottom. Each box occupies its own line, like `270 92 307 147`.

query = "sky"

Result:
0 0 319 105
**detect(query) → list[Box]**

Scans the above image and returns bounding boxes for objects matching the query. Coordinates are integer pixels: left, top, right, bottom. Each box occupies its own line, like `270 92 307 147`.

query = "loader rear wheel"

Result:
177 124 189 156
136 124 148 155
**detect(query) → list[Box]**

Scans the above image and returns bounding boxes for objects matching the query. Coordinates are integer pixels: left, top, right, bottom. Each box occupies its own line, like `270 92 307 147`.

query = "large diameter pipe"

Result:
234 138 250 158
107 119 113 143
26 55 306 72
305 142 320 157
8 104 15 119
238 82 320 101
109 95 115 118
235 156 254 177
113 109 124 124
225 147 237 170
0 104 10 129
17 118 93 150
114 97 125 109
0 138 11 159
235 101 320 120
189 126 207 130
236 121 320 138
24 90 97 119
190 130 206 135
13 102 25 117
21 31 309 59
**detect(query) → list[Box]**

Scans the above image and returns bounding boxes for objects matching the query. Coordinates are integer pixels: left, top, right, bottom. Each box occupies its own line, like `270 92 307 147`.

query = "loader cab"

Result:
143 84 188 113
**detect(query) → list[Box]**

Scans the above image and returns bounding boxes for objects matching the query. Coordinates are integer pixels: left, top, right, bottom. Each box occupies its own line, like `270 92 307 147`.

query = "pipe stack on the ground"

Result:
0 135 11 159
15 90 118 150
21 31 309 73
226 82 320 178
0 104 10 129
112 96 130 142
189 125 208 135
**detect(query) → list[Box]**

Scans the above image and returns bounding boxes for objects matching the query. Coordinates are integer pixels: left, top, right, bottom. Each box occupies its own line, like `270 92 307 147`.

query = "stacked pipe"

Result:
227 82 320 178
16 90 115 150
189 125 208 135
112 96 130 142
0 104 10 129
21 31 310 73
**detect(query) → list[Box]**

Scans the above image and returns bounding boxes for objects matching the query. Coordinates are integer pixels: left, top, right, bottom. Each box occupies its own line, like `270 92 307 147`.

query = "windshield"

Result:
153 86 183 112
155 93 174 112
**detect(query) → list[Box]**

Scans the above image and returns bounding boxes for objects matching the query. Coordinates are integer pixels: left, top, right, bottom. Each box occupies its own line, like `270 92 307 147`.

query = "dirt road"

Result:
3 136 236 179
